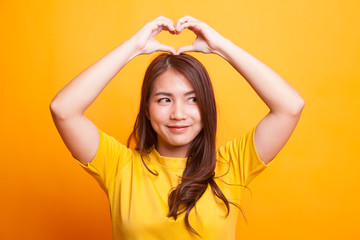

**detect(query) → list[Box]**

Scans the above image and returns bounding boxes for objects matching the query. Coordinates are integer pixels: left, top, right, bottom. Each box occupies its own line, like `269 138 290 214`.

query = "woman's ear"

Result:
146 111 150 119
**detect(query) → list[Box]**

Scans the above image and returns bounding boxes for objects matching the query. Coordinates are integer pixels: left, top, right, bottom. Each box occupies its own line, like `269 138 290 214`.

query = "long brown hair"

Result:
128 53 232 236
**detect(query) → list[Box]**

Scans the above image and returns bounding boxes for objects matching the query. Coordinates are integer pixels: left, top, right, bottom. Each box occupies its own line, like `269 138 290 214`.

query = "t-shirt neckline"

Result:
149 147 188 169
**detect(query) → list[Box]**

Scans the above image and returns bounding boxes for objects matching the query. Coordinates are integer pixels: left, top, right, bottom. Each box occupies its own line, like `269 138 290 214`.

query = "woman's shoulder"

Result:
216 127 257 159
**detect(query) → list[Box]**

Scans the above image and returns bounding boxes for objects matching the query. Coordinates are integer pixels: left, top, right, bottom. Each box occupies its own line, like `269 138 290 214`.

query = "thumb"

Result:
176 45 195 55
157 44 176 54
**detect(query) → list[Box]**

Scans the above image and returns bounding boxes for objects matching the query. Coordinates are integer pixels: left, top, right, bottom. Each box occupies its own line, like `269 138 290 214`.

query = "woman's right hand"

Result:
128 16 176 55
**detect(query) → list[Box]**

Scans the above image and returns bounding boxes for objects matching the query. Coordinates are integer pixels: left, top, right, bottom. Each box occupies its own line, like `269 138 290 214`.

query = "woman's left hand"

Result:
175 16 228 55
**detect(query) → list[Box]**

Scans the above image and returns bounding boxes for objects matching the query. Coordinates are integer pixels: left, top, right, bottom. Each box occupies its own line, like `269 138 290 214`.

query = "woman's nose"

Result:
170 102 186 120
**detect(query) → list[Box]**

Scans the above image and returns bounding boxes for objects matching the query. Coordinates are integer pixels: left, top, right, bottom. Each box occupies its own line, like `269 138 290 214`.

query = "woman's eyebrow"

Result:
184 90 195 96
154 92 172 96
154 90 195 97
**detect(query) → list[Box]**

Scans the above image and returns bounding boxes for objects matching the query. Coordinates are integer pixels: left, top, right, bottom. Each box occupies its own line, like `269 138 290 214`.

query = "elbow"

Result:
49 98 73 121
290 96 305 117
270 95 305 118
49 98 64 120
275 95 305 117
50 94 84 120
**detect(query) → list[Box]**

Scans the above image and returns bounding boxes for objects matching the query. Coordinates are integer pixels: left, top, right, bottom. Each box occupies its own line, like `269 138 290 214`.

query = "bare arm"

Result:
218 42 305 164
176 16 305 164
50 16 176 165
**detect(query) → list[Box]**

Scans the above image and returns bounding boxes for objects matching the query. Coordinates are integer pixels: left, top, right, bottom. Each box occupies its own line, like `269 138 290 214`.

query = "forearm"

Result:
50 40 139 119
217 40 305 115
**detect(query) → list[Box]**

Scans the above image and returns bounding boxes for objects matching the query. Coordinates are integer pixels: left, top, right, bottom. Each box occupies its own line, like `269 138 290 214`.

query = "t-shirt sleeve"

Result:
75 127 131 192
217 127 272 186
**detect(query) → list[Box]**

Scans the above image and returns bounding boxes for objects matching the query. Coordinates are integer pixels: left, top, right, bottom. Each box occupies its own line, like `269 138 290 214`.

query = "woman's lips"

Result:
167 125 190 133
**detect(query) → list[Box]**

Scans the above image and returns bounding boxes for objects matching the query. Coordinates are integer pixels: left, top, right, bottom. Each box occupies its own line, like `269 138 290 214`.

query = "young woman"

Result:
50 16 304 240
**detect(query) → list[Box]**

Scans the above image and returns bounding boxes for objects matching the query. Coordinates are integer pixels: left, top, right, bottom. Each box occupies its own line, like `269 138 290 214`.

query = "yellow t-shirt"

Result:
77 127 269 240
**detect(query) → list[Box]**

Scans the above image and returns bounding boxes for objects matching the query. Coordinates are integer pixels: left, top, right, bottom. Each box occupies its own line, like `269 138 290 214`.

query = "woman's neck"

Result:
156 141 189 158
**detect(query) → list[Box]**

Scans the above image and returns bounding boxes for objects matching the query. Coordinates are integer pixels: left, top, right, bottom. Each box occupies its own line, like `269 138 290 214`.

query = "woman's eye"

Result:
188 97 197 102
158 98 171 103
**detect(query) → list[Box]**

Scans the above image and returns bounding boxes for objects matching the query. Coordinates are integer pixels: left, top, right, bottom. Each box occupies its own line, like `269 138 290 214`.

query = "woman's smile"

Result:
167 125 190 133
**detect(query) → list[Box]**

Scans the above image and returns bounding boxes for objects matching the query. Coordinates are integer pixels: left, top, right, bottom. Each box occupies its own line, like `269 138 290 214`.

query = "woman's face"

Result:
148 69 203 158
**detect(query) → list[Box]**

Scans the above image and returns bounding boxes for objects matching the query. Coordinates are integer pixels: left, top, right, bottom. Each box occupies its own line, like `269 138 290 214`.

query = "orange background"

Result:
1 0 359 239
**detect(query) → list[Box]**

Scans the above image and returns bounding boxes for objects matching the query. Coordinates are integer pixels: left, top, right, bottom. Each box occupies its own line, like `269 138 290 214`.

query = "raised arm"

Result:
50 16 176 165
176 16 305 165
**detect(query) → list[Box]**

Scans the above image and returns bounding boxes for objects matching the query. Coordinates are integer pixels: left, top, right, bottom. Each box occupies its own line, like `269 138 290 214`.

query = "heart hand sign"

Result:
128 15 228 56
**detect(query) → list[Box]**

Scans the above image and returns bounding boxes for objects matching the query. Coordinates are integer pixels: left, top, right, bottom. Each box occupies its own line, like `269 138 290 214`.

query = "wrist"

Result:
122 39 144 60
213 38 236 59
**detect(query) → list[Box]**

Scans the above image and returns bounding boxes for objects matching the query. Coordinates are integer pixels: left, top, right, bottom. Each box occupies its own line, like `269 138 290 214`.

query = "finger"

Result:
176 21 200 34
147 17 175 35
151 21 175 35
154 16 175 26
158 22 176 34
175 15 198 29
154 17 176 33
155 15 175 25
157 44 176 54
176 45 195 54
